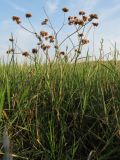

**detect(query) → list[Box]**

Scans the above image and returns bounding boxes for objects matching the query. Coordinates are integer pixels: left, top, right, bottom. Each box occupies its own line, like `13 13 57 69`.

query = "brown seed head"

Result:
40 31 48 37
77 20 84 26
74 16 77 19
62 7 69 12
41 21 47 25
25 13 32 18
12 16 21 24
46 45 51 49
82 16 88 22
22 51 29 57
81 39 89 45
75 49 81 53
37 42 41 45
6 50 10 54
79 11 86 15
32 48 38 54
6 49 14 54
41 44 47 51
68 16 75 25
12 16 20 21
60 51 65 55
41 44 45 48
68 22 73 25
50 38 54 43
41 18 48 25
16 19 21 24
74 18 79 25
92 22 99 27
45 18 48 22
45 37 49 40
54 45 59 49
78 33 84 37
9 38 14 42
89 14 98 19
88 18 92 22
69 18 74 24
68 16 72 20
49 35 54 39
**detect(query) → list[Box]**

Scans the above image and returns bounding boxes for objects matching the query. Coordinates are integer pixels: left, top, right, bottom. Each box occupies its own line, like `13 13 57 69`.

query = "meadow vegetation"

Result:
0 7 120 160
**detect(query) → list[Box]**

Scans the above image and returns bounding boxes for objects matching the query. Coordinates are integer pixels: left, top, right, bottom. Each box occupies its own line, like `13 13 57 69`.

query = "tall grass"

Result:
0 59 120 159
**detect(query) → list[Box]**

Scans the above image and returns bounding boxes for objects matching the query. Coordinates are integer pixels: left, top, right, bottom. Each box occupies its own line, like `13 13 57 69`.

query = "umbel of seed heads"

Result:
68 10 99 27
68 16 85 26
12 8 99 58
40 31 55 43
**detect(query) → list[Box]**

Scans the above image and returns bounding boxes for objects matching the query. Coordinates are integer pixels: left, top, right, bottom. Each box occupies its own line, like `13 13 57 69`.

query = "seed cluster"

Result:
41 44 51 51
10 8 99 60
12 16 21 24
68 11 99 27
22 52 29 57
25 13 32 18
41 19 48 25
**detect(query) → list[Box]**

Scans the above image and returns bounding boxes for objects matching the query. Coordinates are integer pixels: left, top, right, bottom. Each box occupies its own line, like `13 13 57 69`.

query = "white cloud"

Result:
46 0 59 13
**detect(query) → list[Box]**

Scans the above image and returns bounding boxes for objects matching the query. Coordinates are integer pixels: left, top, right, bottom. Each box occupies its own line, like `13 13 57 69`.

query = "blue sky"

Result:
0 0 120 61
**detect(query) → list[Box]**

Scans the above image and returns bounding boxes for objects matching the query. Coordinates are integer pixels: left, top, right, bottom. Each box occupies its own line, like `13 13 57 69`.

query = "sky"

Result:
0 0 120 62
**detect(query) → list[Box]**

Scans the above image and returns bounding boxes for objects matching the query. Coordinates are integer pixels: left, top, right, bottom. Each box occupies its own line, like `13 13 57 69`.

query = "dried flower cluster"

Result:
22 51 29 57
40 31 55 43
12 13 32 25
68 11 99 27
68 16 84 26
49 36 55 43
60 51 65 55
32 48 38 54
10 8 99 62
12 16 21 24
6 49 15 54
78 33 84 37
81 39 89 45
62 7 69 12
41 44 51 51
25 13 32 18
92 22 99 27
89 14 98 20
79 11 86 15
40 31 48 37
9 38 14 42
54 45 59 49
41 18 48 25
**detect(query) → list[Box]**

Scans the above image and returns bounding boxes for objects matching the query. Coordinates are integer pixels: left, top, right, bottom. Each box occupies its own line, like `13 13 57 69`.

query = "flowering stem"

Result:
19 24 35 35
59 21 91 47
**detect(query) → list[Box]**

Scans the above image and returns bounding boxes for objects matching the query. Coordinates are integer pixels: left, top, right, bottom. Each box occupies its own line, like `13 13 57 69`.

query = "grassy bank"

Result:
0 60 120 159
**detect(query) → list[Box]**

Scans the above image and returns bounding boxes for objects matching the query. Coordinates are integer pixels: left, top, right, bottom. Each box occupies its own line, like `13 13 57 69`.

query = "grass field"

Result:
0 59 120 160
